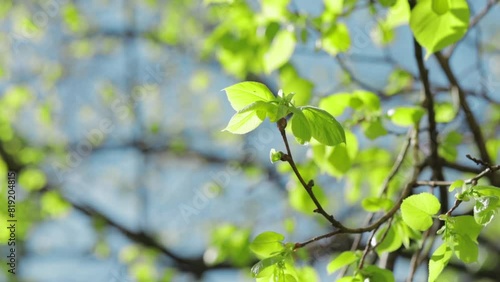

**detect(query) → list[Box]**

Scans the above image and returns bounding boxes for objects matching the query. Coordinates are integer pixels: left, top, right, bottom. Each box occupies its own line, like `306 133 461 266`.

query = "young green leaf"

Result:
361 265 395 282
353 90 381 112
223 81 276 111
401 193 441 231
321 23 351 55
223 110 265 134
452 233 478 263
372 224 402 255
279 64 313 106
301 106 346 146
448 180 464 192
474 196 499 225
410 0 469 56
264 29 296 74
362 118 388 140
474 185 500 198
428 243 453 282
387 106 425 127
270 148 282 163
251 255 283 277
434 102 456 123
446 215 482 263
326 251 359 274
362 197 393 212
431 0 450 15
290 110 311 144
379 0 397 7
250 231 285 258
319 93 353 117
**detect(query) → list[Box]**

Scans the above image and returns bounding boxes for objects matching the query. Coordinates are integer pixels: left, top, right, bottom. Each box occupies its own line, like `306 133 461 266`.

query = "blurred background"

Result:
0 0 499 281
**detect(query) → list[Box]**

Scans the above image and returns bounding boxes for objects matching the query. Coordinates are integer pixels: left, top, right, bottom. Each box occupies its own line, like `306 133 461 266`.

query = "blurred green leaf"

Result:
327 251 359 274
264 29 296 73
321 23 350 55
388 106 425 127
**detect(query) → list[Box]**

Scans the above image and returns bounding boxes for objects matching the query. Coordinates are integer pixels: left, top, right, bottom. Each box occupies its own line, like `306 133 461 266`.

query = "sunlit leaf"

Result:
428 243 452 282
387 106 425 127
250 231 285 258
327 251 359 274
223 110 265 134
301 106 346 146
401 193 440 231
321 23 350 55
223 82 276 111
264 29 296 74
290 110 311 144
410 0 469 56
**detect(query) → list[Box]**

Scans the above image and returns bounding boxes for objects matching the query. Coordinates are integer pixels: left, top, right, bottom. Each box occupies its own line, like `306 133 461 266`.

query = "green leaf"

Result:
251 255 283 277
448 180 463 192
379 0 397 7
264 29 296 74
289 184 327 214
410 0 470 56
434 102 456 123
279 64 313 106
371 21 395 46
337 277 363 282
261 0 290 21
474 196 499 225
321 23 350 55
296 266 319 282
290 110 311 144
362 118 387 140
474 185 500 198
223 82 276 111
432 0 449 15
388 106 425 127
385 69 413 95
326 251 359 274
362 197 393 212
452 233 478 263
319 93 352 117
270 148 282 163
223 110 265 134
446 215 482 263
353 90 381 112
385 0 410 28
372 224 402 255
361 265 395 282
401 193 441 231
250 231 285 258
428 243 453 282
301 106 346 146
19 168 47 191
312 131 357 177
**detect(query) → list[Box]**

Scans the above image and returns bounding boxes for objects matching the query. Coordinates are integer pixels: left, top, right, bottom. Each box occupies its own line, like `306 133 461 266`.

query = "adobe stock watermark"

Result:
50 64 167 183
178 125 276 223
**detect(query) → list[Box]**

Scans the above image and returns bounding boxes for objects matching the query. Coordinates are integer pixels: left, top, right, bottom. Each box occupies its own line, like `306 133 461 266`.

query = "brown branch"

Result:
412 19 447 213
277 118 345 229
434 52 493 173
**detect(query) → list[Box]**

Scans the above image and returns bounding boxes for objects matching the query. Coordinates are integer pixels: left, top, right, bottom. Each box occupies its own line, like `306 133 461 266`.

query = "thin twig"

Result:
277 118 345 229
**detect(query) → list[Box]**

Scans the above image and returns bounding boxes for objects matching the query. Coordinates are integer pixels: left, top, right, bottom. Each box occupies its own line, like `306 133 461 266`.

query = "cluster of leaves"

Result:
221 79 498 282
223 81 346 147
